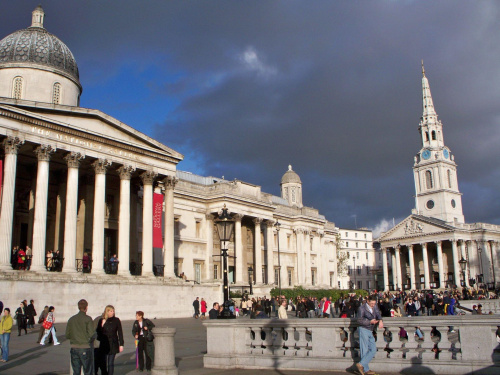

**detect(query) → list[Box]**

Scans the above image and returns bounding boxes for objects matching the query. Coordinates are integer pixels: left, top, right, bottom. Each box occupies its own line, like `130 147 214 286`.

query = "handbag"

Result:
146 329 154 342
43 319 53 330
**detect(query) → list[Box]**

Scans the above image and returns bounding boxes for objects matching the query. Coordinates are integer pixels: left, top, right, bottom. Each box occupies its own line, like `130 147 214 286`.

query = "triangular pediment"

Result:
379 214 456 242
0 100 183 162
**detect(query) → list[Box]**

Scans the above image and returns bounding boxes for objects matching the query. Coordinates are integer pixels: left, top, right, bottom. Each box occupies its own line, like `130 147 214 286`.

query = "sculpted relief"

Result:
404 219 424 235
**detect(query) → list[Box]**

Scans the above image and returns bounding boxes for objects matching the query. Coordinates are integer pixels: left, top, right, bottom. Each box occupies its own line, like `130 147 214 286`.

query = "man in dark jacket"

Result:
356 296 383 375
65 299 94 375
209 303 219 319
193 297 200 319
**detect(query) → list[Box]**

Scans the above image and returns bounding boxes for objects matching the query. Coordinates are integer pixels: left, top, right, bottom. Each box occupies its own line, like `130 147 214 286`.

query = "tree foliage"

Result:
269 286 368 300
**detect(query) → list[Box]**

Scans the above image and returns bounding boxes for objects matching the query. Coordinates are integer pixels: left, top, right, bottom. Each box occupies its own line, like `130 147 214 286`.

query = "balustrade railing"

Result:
204 316 500 374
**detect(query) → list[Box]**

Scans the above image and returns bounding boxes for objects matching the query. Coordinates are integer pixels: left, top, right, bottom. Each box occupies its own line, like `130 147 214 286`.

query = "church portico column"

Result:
62 152 84 273
117 165 135 276
436 241 445 288
390 250 397 290
0 137 23 270
382 247 389 291
422 243 430 289
265 221 274 284
451 240 461 288
205 213 214 281
304 230 312 285
91 159 111 275
408 244 416 290
234 214 244 283
163 176 177 278
31 145 55 272
141 170 157 277
253 218 263 284
395 245 403 290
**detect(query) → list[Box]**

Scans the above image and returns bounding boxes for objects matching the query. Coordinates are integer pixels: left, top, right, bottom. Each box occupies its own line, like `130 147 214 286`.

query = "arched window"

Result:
52 82 61 104
447 170 452 188
425 132 429 142
425 170 433 189
432 131 436 140
12 76 23 99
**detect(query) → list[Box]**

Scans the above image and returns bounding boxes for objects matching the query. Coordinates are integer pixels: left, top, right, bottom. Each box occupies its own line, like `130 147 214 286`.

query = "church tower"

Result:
412 62 464 224
281 165 303 208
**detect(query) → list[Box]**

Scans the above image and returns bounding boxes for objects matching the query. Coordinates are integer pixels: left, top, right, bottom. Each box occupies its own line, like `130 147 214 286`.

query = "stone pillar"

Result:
422 243 430 289
91 159 111 274
408 244 416 290
295 228 304 285
0 137 23 270
141 171 157 277
31 145 55 272
62 153 84 273
253 218 263 284
265 220 274 284
234 214 244 283
117 166 134 276
151 327 178 375
163 176 177 278
205 213 214 281
304 231 311 285
490 241 497 286
460 240 470 287
382 247 389 291
395 245 402 290
451 240 461 288
390 251 397 289
436 240 445 288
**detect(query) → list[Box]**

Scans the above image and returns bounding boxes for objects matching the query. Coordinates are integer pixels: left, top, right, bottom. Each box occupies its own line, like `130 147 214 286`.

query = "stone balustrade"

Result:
459 300 500 314
204 316 500 374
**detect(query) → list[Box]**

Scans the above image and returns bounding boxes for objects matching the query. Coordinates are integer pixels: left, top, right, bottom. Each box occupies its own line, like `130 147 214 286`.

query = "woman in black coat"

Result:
15 302 27 336
96 305 124 375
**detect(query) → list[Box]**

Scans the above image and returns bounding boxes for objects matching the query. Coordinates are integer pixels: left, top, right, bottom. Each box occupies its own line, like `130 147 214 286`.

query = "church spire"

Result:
421 60 437 119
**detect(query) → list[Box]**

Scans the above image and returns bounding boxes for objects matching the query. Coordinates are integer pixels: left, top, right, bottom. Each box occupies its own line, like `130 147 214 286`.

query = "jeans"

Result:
106 353 116 375
41 326 59 344
70 347 93 375
358 327 376 372
1 333 10 361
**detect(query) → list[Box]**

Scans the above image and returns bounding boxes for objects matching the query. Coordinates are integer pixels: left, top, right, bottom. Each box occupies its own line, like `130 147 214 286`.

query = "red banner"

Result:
153 193 163 248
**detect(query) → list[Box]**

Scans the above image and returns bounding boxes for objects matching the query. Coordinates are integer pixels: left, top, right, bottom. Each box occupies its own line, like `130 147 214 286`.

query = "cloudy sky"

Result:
2 1 500 235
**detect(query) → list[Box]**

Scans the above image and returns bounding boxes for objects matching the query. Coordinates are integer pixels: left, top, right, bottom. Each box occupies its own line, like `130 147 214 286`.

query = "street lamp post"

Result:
477 246 483 288
459 256 467 289
275 220 281 299
353 256 356 290
214 204 236 319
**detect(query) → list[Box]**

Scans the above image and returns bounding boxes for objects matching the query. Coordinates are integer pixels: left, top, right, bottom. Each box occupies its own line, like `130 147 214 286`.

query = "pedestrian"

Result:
200 298 207 320
17 247 26 270
132 311 155 373
356 296 383 375
0 308 13 363
14 302 27 336
82 252 90 273
209 303 219 319
278 299 288 319
192 297 200 319
322 297 331 318
26 299 37 329
96 305 124 375
37 306 49 343
65 299 94 375
40 306 60 345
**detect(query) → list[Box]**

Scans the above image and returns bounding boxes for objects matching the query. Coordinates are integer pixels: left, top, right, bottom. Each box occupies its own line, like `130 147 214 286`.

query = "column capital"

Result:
252 217 263 225
64 152 84 168
92 159 111 174
140 170 157 185
421 242 427 249
163 175 178 189
118 165 135 180
450 239 457 244
265 220 275 228
34 145 55 161
3 136 24 154
233 213 244 222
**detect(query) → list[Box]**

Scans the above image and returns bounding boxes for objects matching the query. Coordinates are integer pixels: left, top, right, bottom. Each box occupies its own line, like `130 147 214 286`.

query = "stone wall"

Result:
0 272 222 321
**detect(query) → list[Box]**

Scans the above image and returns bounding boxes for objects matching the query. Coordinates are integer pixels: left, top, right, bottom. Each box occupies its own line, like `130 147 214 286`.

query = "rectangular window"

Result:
365 243 368 249
364 233 367 239
311 269 316 286
348 265 352 275
355 233 358 238
346 242 349 247
213 264 218 280
356 242 359 248
366 253 368 260
357 266 361 275
366 266 370 275
345 232 348 237
288 268 293 286
358 280 362 289
194 263 201 284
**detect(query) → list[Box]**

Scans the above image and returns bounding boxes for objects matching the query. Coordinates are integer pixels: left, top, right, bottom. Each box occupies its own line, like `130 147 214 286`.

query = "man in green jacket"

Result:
65 299 95 375
1 308 13 362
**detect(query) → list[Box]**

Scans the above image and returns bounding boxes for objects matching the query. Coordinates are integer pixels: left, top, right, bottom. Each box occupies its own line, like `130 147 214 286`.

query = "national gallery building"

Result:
0 7 340 317
378 65 500 291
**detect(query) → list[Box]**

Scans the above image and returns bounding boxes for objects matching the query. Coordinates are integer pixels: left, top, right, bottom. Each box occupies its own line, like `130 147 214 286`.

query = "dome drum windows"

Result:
52 82 61 104
12 76 23 99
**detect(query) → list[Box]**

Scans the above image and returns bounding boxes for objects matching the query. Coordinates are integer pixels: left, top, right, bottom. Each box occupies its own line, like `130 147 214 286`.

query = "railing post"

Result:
152 327 178 375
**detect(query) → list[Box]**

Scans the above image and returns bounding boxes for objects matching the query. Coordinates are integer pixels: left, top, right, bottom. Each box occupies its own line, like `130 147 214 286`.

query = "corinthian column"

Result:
163 176 177 278
141 171 157 277
296 228 304 285
117 165 135 276
382 247 389 291
91 159 111 274
436 241 445 288
0 137 23 270
451 240 461 288
408 245 416 290
395 245 402 290
234 214 244 283
265 220 275 284
62 152 84 273
422 243 430 289
31 145 55 272
253 218 263 284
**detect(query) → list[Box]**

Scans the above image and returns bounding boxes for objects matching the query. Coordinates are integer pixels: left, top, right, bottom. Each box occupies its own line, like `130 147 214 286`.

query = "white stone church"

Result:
0 7 341 319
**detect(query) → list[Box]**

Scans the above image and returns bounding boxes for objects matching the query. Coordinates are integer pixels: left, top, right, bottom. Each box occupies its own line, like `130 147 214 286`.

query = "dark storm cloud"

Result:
2 1 500 231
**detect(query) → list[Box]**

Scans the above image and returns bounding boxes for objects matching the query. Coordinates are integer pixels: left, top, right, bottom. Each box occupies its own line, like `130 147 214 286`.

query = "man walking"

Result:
356 296 383 375
65 299 95 375
193 297 200 319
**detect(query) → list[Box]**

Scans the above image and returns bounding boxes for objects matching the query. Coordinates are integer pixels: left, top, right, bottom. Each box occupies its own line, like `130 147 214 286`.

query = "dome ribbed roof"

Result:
281 165 301 184
0 7 80 84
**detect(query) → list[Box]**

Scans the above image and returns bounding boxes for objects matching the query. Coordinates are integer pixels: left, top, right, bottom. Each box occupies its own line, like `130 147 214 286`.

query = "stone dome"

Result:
0 7 80 86
281 165 302 184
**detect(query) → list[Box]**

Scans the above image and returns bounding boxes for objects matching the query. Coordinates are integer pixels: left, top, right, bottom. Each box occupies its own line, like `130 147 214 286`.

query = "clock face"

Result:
443 149 449 159
422 150 431 160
